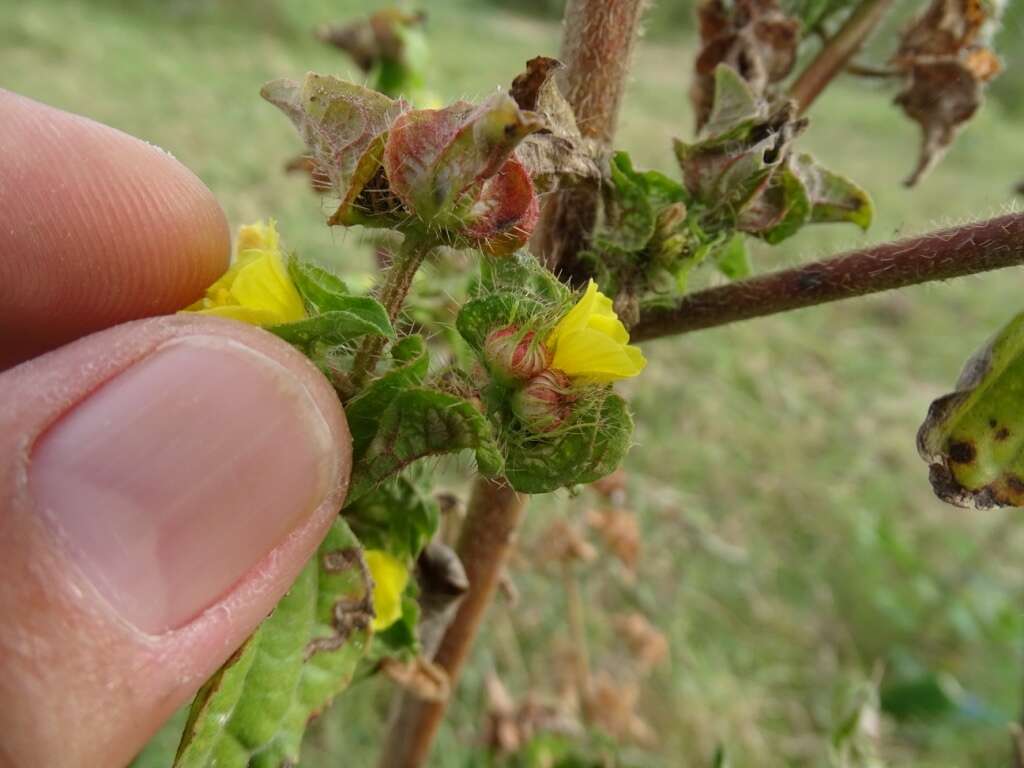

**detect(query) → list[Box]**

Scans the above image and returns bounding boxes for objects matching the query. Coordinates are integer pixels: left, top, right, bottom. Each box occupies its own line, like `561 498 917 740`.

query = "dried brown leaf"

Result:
691 0 802 130
509 57 604 193
891 0 1003 186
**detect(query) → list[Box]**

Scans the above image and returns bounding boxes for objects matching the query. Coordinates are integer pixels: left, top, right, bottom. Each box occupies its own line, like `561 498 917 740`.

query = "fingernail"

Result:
30 336 336 634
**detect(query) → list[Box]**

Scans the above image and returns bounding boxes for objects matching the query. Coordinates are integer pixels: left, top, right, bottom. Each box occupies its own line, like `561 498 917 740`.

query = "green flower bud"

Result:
483 325 551 382
511 369 573 433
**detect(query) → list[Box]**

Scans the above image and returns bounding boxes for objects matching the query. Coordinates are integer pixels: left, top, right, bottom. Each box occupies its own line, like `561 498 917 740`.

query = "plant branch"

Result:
631 212 1024 342
379 4 648 764
788 0 896 114
348 233 431 393
531 0 648 275
377 478 528 768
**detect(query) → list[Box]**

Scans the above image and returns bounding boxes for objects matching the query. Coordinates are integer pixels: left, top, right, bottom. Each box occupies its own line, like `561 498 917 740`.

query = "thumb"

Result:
0 315 352 768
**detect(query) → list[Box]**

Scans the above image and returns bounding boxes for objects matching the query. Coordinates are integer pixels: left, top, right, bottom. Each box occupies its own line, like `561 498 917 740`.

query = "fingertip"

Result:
0 316 351 766
0 90 231 368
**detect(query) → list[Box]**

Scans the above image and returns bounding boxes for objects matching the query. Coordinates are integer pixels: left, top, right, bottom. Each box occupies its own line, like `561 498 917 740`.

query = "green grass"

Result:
6 1 1024 766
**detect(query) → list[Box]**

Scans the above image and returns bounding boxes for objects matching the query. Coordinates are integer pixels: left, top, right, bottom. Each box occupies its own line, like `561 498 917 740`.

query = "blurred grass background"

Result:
4 0 1024 765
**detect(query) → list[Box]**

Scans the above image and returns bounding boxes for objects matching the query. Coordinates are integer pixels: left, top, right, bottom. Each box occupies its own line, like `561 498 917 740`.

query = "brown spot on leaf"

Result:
947 440 976 463
995 427 1010 441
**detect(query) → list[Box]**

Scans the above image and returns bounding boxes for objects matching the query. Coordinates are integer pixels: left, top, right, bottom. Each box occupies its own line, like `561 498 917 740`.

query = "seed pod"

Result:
483 325 551 382
511 369 573 433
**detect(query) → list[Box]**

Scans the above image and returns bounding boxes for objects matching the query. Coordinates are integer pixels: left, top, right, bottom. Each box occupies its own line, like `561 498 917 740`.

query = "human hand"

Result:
0 91 352 767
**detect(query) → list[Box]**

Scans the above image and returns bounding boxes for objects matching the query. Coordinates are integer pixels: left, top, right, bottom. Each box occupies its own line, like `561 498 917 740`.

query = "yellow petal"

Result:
551 327 647 383
181 220 308 328
585 312 629 344
236 220 280 254
364 549 410 632
230 253 307 324
547 279 599 349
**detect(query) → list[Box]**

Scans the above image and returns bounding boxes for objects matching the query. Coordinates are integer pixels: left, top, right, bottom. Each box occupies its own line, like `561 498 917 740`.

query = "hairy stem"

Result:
348 234 431 393
379 4 647 764
531 0 648 275
377 479 527 768
788 0 896 114
631 212 1024 342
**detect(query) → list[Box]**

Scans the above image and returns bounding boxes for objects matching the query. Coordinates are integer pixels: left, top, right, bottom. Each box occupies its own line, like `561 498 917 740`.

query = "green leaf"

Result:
287 257 350 313
594 153 658 254
704 64 760 136
505 391 633 493
349 387 504 501
791 152 873 230
174 518 371 768
738 164 812 244
345 335 430 453
268 297 395 350
345 475 439 560
477 251 568 302
918 310 1024 509
713 233 752 280
261 74 407 228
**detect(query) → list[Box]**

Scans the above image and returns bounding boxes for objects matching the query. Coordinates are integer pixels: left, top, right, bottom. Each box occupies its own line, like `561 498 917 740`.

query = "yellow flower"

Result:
364 549 409 632
546 280 646 383
183 220 307 326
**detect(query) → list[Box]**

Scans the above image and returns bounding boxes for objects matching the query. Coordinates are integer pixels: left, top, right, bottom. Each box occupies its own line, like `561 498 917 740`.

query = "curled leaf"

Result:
509 56 603 193
691 0 802 130
261 74 408 227
790 152 873 230
675 66 872 243
892 0 1004 186
918 310 1024 509
383 93 543 253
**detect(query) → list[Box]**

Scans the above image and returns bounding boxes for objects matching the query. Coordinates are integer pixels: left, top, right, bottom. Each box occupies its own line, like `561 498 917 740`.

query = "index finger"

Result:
0 90 230 369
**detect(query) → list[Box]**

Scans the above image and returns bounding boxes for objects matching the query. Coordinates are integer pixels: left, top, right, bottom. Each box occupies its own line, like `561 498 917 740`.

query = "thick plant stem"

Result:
379 4 647 765
377 479 527 768
631 212 1024 342
532 0 648 275
788 0 896 114
349 234 430 392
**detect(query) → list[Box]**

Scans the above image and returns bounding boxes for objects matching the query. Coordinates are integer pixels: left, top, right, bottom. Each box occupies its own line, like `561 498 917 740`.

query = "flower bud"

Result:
511 369 573 433
484 325 551 382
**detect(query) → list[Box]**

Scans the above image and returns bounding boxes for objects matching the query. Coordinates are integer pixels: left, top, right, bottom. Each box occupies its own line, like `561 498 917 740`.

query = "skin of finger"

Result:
0 316 351 768
0 90 230 369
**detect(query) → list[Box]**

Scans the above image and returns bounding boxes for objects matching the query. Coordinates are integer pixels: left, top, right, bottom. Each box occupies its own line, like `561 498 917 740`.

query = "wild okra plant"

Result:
152 0 1024 765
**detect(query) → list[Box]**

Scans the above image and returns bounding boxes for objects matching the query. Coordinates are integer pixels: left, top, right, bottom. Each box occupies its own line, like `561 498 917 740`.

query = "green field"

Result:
5 1 1024 765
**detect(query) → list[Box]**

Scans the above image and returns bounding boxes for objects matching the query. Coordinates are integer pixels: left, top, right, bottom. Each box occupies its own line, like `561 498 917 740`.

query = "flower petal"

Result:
364 549 409 632
236 220 280 253
547 279 599 349
181 220 309 328
551 327 647 382
586 312 629 344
